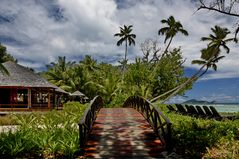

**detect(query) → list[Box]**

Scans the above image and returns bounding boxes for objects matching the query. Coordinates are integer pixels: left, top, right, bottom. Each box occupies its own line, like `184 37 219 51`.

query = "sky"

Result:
0 0 239 103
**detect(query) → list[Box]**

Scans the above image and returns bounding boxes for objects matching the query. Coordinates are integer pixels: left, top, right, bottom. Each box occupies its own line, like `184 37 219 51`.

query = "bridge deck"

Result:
84 108 165 158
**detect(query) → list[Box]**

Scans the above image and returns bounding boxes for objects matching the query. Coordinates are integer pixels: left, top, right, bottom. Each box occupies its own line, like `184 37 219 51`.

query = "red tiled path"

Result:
84 108 165 158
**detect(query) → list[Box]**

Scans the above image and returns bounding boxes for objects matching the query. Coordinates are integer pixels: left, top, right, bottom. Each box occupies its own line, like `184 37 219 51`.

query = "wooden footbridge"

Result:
78 96 172 158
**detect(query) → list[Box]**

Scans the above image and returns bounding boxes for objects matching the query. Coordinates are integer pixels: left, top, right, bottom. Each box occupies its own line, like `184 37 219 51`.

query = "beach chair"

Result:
166 105 176 112
185 105 194 116
184 105 198 117
202 106 213 118
190 105 199 117
184 105 191 113
209 106 222 120
175 104 187 115
195 106 207 118
209 106 237 120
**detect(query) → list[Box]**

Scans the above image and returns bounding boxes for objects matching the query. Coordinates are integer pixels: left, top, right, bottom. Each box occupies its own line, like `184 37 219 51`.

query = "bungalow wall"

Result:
0 87 58 111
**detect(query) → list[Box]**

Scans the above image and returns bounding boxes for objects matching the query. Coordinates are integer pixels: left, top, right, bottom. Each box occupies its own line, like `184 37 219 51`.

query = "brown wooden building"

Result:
0 61 67 111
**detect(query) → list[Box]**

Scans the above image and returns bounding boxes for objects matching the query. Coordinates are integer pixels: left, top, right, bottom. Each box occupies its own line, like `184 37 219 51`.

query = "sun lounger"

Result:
190 105 198 116
209 106 222 120
202 106 213 118
195 106 207 118
184 105 191 114
175 104 187 115
209 106 237 120
184 105 198 117
167 105 176 112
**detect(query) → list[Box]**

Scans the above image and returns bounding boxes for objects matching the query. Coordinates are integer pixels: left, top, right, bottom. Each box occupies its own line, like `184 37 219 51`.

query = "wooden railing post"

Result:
78 96 103 152
166 123 173 152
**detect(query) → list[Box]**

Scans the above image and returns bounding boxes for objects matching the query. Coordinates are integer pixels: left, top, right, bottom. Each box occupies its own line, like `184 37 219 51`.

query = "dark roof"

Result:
0 61 57 88
71 90 85 96
55 87 69 94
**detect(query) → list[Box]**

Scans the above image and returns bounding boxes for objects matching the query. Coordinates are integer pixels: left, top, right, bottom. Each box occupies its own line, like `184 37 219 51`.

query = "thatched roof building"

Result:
0 61 57 88
70 90 89 103
71 90 85 97
0 61 67 111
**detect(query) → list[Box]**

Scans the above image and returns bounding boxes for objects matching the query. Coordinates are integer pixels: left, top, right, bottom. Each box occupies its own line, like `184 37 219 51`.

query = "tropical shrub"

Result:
157 104 239 158
0 102 87 158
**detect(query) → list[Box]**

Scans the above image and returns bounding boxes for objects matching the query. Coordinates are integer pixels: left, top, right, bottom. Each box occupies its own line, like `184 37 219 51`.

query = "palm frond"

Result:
191 60 206 65
201 37 212 41
158 27 168 35
116 38 125 46
179 29 189 36
212 64 217 71
161 19 168 23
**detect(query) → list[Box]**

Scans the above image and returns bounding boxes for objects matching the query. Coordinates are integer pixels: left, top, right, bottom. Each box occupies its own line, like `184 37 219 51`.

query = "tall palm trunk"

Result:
122 40 128 79
162 36 173 57
150 44 222 103
150 59 212 103
125 40 128 62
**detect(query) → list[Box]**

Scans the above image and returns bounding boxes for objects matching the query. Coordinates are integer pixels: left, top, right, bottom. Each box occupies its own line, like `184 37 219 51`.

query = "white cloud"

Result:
0 0 238 77
166 96 187 104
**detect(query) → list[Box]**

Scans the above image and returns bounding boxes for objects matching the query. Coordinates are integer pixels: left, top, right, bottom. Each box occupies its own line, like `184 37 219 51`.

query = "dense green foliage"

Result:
158 104 239 158
41 16 193 105
43 48 189 107
0 43 17 75
0 102 87 158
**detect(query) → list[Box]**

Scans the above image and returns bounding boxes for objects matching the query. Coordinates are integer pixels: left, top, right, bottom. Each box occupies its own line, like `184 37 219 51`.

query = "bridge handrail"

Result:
123 96 172 151
78 96 103 149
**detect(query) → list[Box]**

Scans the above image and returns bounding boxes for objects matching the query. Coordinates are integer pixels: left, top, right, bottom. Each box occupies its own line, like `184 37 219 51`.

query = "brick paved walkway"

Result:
83 108 165 158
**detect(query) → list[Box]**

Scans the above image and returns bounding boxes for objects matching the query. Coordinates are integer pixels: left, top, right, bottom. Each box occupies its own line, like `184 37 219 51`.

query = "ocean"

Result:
195 103 239 113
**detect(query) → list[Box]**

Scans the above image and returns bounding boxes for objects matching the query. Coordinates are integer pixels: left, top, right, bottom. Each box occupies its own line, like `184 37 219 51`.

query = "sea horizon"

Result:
185 103 239 113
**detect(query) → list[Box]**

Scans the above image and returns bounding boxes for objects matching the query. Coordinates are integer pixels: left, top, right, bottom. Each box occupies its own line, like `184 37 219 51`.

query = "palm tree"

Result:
191 49 225 78
158 16 188 54
114 25 136 67
80 55 98 73
201 25 234 58
191 25 235 78
45 56 76 91
151 25 235 103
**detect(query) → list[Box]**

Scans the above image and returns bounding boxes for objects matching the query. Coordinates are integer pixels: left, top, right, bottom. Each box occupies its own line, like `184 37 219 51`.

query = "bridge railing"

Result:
78 96 103 149
123 96 172 151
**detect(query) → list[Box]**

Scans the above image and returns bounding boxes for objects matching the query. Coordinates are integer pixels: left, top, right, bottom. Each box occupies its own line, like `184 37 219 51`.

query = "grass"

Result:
0 101 87 158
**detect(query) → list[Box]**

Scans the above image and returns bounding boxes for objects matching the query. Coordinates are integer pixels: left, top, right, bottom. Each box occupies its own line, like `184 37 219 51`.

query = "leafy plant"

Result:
0 102 87 158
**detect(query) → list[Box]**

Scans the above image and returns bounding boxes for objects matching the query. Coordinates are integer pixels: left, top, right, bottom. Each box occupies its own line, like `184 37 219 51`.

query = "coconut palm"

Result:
151 25 235 103
114 25 136 66
158 16 188 54
191 25 235 78
80 55 98 73
201 25 235 58
45 56 76 91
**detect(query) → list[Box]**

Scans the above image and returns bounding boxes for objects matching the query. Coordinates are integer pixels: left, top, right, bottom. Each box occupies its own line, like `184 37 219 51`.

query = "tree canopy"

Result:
0 43 17 75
